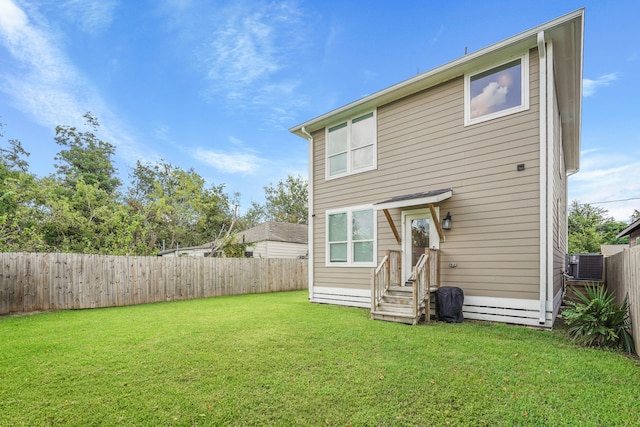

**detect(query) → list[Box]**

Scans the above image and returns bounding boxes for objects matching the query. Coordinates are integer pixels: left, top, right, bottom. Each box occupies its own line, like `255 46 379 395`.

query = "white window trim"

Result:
325 204 377 267
325 110 377 180
464 53 530 126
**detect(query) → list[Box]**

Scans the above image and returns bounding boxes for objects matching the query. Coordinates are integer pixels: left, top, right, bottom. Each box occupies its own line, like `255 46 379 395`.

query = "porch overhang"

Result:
373 189 453 244
373 189 453 211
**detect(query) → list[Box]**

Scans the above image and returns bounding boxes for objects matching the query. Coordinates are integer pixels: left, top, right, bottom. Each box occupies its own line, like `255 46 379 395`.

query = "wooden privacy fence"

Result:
605 245 640 355
0 253 308 315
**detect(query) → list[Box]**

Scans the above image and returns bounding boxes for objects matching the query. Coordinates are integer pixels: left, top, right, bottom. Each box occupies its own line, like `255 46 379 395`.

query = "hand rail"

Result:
412 249 441 322
371 250 401 312
412 253 428 319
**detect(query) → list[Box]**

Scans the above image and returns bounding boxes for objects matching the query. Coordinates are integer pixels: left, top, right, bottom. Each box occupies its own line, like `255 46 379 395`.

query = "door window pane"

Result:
411 218 430 268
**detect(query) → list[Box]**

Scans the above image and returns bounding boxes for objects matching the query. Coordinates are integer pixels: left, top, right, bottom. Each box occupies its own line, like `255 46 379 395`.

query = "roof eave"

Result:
546 11 584 173
616 218 640 239
289 9 585 147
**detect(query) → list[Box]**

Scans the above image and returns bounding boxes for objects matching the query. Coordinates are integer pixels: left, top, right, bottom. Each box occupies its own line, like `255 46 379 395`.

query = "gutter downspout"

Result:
546 40 556 322
537 31 548 325
301 127 314 302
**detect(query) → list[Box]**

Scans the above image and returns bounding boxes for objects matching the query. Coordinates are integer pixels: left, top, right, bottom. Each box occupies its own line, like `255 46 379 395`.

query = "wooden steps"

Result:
371 285 424 325
371 249 440 325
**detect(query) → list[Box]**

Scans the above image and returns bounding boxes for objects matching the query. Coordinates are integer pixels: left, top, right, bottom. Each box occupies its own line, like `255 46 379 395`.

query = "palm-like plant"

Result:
563 284 634 353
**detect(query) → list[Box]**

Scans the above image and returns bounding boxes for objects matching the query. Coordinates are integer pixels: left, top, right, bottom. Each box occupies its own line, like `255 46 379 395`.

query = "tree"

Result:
245 174 308 226
54 112 121 196
568 201 628 254
1 116 244 256
0 124 47 251
631 210 640 222
127 160 235 252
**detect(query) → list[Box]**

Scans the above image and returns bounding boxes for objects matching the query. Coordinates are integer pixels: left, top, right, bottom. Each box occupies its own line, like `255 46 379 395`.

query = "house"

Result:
600 244 627 257
615 217 640 248
157 222 308 259
289 10 584 327
158 242 215 257
237 221 308 259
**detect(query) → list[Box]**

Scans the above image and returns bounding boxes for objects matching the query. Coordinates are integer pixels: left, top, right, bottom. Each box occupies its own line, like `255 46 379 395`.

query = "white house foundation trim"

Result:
463 295 554 328
311 286 370 308
552 286 563 320
312 287 561 327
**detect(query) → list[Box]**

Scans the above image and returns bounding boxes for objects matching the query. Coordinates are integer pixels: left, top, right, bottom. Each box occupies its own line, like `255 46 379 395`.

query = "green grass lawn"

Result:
1 290 638 426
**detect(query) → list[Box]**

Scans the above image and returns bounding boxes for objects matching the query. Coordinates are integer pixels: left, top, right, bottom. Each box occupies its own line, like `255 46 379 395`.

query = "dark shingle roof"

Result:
616 218 640 239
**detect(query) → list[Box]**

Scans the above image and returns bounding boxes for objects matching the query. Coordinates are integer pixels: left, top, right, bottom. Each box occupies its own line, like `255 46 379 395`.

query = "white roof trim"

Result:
289 9 584 174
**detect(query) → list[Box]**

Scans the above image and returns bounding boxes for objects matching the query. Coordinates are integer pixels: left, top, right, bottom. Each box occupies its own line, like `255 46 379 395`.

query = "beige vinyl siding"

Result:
311 48 541 299
552 83 568 298
250 241 308 259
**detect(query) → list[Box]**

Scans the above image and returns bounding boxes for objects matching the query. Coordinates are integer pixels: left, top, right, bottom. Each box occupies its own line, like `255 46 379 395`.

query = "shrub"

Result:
562 284 635 353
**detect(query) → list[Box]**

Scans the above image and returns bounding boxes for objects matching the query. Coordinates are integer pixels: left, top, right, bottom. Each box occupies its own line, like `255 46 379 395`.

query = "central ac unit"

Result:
568 254 603 281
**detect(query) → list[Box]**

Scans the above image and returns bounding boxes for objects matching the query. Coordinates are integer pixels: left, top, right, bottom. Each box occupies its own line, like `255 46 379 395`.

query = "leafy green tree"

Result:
568 201 629 254
41 112 131 253
127 160 234 251
54 112 121 196
245 174 308 226
0 125 48 251
1 116 242 256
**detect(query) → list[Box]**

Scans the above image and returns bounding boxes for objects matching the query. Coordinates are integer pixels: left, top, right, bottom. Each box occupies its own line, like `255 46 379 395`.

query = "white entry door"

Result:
402 208 439 284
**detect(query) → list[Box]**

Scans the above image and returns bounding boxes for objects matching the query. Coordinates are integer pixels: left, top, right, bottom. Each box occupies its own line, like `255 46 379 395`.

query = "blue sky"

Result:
0 0 638 221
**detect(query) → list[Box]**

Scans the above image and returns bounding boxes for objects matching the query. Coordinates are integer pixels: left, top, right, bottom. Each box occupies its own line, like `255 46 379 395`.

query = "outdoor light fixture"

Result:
442 212 452 230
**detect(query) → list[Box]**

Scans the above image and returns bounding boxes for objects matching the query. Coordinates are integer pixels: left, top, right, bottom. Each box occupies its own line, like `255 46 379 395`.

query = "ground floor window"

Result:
326 205 376 266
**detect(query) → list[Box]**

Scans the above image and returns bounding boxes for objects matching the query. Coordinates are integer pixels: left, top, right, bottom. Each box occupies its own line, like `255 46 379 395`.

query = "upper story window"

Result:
464 54 529 126
326 110 377 179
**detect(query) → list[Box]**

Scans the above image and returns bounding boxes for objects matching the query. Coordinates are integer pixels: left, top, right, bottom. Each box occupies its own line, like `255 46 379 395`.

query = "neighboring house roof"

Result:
157 242 213 256
290 9 583 174
600 245 626 256
616 217 640 239
237 222 308 245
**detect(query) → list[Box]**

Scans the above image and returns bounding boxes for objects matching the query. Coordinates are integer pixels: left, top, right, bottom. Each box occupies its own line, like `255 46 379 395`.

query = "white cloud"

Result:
569 150 640 222
0 0 145 165
0 0 28 39
194 147 261 174
470 81 508 118
197 1 307 107
429 25 445 46
202 2 302 87
158 0 309 121
207 17 280 86
0 0 91 125
60 0 118 34
583 73 618 97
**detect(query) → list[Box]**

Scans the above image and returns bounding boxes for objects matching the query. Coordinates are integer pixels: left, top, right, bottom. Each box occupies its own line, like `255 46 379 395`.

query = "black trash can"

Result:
436 286 464 323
